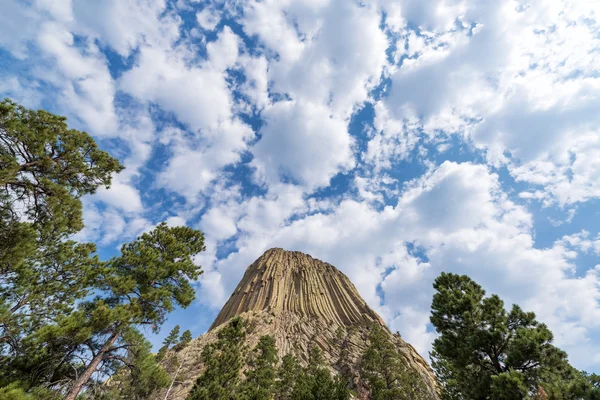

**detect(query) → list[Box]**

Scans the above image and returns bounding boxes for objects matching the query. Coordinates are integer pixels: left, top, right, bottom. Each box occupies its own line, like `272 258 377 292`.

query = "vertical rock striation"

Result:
157 248 439 399
210 248 386 330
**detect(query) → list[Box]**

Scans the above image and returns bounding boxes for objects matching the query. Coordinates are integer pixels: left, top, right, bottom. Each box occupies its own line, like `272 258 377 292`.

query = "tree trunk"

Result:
64 330 120 400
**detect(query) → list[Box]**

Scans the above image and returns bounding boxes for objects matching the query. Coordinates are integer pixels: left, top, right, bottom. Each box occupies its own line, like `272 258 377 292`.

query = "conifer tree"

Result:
87 329 170 400
180 330 193 345
157 325 181 361
291 346 350 400
44 223 206 400
430 272 600 399
276 354 301 400
172 329 193 352
0 99 122 357
240 335 278 400
360 324 428 400
187 317 247 400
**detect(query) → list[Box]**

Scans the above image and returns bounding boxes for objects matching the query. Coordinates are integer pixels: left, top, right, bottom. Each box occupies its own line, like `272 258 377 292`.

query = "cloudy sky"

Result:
2 0 600 371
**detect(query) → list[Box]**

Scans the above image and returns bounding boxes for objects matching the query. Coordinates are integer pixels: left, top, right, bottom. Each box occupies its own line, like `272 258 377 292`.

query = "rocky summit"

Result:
155 248 439 399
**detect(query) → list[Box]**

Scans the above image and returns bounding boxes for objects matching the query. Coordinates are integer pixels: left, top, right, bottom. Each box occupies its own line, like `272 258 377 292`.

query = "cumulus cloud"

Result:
251 100 355 189
2 0 600 372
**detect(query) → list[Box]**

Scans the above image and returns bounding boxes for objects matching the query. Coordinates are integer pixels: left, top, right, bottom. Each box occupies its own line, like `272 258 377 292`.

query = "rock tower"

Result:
156 248 438 399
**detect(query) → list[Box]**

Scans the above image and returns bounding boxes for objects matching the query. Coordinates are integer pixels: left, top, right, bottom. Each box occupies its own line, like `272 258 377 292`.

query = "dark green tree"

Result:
157 325 181 361
291 346 350 400
430 272 592 399
37 223 206 400
172 329 193 352
0 98 122 238
180 330 193 345
360 324 428 400
165 326 181 348
0 99 122 356
276 354 301 400
240 335 278 400
187 317 247 400
87 329 170 400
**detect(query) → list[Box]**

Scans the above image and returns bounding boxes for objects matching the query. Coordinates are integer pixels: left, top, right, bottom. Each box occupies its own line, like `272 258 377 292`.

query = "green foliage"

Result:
0 383 55 400
0 100 206 400
158 325 182 361
290 346 350 400
276 354 301 400
240 335 278 400
165 326 181 347
172 329 193 352
87 329 170 400
188 317 247 400
180 329 193 345
0 99 122 361
430 272 600 399
0 98 123 237
360 324 429 400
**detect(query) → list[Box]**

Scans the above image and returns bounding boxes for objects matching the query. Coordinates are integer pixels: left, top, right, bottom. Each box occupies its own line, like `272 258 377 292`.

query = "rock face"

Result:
157 248 438 399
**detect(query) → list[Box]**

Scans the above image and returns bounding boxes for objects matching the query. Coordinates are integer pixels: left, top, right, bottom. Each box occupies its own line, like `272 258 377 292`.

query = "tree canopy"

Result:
430 272 600 399
0 99 207 400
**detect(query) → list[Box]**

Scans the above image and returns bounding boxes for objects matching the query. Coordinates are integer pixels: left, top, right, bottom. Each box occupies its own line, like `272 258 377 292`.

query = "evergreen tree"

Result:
158 325 182 361
87 329 170 400
276 354 301 400
240 335 278 400
360 324 428 400
0 98 122 237
291 346 350 400
0 99 122 359
187 317 247 400
172 329 193 352
36 223 206 400
430 272 597 399
180 330 193 345
165 326 181 348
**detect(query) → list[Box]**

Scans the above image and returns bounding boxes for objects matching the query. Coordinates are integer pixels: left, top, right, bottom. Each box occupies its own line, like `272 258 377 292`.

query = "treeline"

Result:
0 99 207 399
185 317 429 400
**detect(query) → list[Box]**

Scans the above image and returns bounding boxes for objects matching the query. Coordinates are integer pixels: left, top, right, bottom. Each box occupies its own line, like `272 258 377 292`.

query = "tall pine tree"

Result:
188 317 247 400
360 324 429 400
430 272 600 399
240 335 278 400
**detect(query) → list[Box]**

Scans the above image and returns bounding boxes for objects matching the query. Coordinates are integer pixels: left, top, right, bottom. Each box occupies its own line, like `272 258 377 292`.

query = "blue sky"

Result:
2 0 600 372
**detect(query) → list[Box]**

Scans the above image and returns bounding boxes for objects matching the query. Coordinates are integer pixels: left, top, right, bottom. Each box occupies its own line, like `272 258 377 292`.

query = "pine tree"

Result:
291 346 350 400
240 335 278 400
165 326 181 348
187 317 247 400
87 329 170 400
430 272 597 399
0 99 122 363
360 324 428 400
157 325 182 361
41 223 206 400
172 329 193 352
276 354 301 400
180 330 193 345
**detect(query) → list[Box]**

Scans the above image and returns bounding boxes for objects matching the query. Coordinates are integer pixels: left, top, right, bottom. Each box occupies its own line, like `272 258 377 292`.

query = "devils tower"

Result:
155 248 438 399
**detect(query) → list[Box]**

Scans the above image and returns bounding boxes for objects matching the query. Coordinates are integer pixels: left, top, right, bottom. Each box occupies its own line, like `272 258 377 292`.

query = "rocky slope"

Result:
156 248 438 399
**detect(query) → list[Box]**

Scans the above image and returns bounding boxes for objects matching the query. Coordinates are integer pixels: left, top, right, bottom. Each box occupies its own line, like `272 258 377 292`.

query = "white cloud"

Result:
70 0 175 56
196 7 220 31
94 177 143 214
251 100 355 189
241 0 388 118
201 161 600 370
158 118 254 200
200 207 238 242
